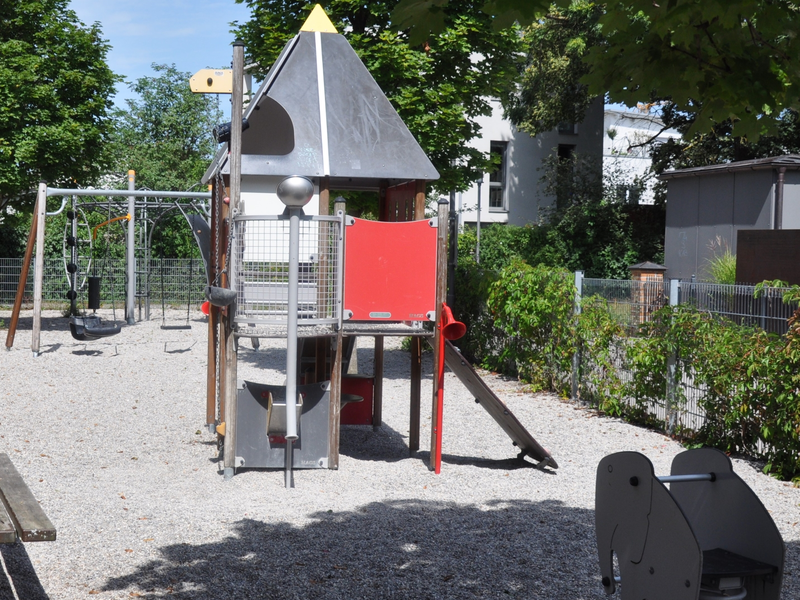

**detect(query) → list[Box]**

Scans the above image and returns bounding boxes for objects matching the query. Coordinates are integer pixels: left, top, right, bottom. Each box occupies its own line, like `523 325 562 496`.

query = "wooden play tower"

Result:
202 7 446 484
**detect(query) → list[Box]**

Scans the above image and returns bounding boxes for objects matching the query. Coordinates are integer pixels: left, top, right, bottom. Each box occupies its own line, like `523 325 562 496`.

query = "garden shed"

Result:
661 155 800 281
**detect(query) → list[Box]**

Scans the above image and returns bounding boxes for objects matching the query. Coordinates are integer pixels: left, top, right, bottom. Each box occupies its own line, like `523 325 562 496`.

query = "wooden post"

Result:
31 182 47 357
318 176 330 215
206 180 225 430
5 194 39 351
327 196 347 468
329 333 343 469
378 181 388 222
373 336 384 429
409 336 421 453
429 199 449 469
314 177 332 383
414 180 426 221
408 179 426 451
222 41 245 479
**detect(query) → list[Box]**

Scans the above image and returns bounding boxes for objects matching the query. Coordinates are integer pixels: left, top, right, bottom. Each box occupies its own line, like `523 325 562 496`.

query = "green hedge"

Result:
455 261 800 482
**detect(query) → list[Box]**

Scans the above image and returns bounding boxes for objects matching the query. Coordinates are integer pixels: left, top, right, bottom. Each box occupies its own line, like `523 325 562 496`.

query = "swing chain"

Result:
213 171 224 424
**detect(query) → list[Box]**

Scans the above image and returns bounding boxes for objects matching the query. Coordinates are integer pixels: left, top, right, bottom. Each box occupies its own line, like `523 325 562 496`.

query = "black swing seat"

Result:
160 323 192 331
70 315 122 341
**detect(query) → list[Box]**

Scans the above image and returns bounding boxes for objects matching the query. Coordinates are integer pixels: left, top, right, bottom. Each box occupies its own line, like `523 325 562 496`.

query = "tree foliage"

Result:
109 64 222 192
651 106 800 171
393 0 800 140
232 0 524 193
503 2 603 137
0 0 118 213
107 64 222 257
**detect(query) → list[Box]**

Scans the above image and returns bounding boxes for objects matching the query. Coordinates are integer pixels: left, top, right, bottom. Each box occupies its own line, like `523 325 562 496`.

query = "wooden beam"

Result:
414 180 426 221
328 196 347 468
319 176 330 215
5 194 38 351
429 199 449 469
409 336 421 453
0 453 56 542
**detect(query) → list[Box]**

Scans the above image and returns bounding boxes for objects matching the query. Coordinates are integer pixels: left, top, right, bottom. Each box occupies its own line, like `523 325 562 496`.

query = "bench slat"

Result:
0 502 16 544
0 454 56 542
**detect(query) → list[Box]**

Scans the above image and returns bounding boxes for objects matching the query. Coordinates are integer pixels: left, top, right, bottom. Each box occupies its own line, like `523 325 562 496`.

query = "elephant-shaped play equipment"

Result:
596 448 784 599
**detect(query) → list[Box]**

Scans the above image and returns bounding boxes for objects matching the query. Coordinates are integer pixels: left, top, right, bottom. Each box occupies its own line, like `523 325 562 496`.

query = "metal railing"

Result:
1 257 206 309
576 276 798 437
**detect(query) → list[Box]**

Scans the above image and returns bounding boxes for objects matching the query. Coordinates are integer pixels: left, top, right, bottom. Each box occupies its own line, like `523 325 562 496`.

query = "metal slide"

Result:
444 341 558 469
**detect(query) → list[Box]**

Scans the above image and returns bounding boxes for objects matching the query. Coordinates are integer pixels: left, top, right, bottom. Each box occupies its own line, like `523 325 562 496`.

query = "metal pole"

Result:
230 41 244 214
71 196 78 315
31 182 47 357
447 190 457 308
475 178 482 264
666 278 679 433
46 188 211 199
571 270 584 401
658 473 716 483
126 170 136 324
284 207 301 488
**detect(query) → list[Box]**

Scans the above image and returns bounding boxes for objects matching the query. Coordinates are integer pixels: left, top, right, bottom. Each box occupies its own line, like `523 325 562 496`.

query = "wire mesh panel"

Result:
680 281 795 335
583 278 670 332
231 213 343 337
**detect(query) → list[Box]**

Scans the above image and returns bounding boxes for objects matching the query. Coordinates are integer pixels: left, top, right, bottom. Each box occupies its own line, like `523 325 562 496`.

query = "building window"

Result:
489 141 508 210
558 122 578 135
557 144 575 162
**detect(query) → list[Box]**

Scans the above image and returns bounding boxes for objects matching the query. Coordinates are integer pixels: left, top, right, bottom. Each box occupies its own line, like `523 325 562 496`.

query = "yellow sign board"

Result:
190 69 233 94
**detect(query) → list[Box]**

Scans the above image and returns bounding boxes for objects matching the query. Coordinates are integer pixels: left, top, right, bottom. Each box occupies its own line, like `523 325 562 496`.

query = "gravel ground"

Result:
0 309 798 599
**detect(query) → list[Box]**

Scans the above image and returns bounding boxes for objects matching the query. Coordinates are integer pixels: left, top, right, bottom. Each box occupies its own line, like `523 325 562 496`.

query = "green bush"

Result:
623 299 800 481
454 252 800 480
486 260 575 394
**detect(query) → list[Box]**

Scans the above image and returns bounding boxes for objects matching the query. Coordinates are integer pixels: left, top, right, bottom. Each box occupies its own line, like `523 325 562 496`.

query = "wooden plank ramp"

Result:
0 454 56 542
444 341 558 469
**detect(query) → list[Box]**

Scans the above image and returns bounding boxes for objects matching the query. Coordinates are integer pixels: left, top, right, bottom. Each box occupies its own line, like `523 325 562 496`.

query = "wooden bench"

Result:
0 454 56 544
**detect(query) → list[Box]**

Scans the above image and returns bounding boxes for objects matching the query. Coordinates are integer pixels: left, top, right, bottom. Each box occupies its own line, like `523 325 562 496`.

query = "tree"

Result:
393 0 800 140
501 2 603 137
0 0 118 213
232 0 524 193
651 105 800 172
108 64 223 256
109 64 223 192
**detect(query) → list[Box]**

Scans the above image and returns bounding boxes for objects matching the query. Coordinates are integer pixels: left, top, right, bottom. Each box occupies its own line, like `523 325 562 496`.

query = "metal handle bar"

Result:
657 473 716 483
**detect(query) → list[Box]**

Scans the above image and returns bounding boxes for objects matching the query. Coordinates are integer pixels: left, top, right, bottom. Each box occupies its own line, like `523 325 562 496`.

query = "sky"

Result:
70 0 252 115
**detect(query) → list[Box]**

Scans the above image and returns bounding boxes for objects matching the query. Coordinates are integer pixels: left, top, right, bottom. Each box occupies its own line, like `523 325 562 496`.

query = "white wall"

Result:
603 109 680 204
458 97 604 228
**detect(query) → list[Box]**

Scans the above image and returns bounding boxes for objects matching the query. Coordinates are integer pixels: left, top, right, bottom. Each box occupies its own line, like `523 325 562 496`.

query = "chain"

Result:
213 171 224 425
213 171 224 286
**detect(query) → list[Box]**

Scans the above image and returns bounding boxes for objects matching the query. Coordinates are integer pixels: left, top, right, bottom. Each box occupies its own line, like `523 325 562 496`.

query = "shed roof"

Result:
203 28 439 188
659 155 800 180
628 261 667 271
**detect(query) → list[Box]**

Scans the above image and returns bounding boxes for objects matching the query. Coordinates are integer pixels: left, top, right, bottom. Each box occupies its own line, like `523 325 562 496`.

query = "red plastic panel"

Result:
340 375 374 425
344 217 437 321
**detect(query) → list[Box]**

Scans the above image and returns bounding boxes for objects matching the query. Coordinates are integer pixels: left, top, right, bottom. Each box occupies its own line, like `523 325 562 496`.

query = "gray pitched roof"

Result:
659 155 800 180
204 31 439 188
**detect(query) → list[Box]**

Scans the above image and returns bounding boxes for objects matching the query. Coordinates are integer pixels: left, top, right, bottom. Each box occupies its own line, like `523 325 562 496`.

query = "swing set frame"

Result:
4 179 212 356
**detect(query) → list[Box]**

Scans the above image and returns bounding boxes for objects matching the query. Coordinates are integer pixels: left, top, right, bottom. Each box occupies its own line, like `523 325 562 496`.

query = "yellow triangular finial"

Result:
300 4 338 33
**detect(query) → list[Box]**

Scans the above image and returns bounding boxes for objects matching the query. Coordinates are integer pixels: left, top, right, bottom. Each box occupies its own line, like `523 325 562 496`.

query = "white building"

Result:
603 108 681 204
458 98 604 228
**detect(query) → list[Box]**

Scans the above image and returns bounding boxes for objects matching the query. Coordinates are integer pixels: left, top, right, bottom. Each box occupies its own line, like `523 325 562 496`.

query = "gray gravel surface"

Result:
1 309 798 599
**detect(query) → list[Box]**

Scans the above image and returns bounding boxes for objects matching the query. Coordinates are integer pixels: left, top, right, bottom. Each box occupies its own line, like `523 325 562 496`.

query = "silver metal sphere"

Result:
276 176 314 208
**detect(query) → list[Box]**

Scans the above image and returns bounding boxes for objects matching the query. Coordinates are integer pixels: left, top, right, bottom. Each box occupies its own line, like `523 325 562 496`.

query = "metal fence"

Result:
0 257 206 310
577 277 798 437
